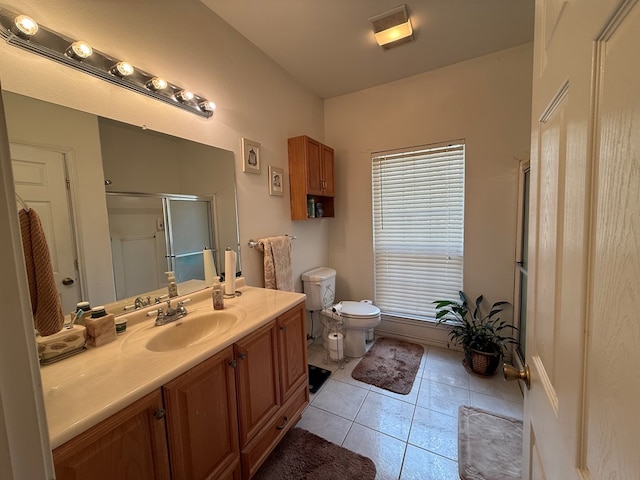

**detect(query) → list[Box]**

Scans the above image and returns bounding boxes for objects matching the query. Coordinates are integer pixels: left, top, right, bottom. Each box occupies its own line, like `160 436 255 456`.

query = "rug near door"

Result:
253 427 376 480
458 405 523 480
351 337 424 394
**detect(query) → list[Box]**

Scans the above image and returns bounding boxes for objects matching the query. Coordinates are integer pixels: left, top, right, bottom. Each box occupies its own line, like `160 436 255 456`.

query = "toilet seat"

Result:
335 301 380 319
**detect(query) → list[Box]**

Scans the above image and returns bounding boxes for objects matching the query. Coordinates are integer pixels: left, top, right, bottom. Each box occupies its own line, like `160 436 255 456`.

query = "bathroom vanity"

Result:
44 283 308 480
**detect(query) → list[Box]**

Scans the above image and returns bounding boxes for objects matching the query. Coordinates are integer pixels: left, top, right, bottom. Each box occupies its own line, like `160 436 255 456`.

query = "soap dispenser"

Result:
212 276 224 310
166 271 178 298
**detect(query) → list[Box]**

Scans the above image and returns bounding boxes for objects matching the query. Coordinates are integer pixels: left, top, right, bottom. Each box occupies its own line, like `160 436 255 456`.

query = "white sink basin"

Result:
144 311 241 352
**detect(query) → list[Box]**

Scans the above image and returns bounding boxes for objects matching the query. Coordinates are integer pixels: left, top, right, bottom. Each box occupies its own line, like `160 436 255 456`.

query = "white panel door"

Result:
525 0 640 477
11 143 80 314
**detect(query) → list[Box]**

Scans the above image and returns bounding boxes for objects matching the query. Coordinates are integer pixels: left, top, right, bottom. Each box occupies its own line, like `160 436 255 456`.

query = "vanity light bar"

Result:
0 8 215 119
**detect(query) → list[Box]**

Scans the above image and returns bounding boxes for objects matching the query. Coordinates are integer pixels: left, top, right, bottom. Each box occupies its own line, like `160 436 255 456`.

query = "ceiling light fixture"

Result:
110 61 134 77
146 76 168 91
0 8 215 118
199 100 216 113
369 4 414 50
66 41 93 59
12 14 38 37
175 89 194 102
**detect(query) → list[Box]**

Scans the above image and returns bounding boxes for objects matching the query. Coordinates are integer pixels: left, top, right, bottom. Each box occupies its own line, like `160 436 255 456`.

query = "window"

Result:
372 141 465 321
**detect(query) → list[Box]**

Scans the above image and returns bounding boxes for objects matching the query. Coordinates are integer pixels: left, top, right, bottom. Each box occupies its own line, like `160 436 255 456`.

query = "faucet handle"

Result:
177 298 192 307
155 294 169 304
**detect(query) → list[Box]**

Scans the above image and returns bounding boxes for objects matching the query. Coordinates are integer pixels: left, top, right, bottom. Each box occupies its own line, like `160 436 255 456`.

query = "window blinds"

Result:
372 142 464 321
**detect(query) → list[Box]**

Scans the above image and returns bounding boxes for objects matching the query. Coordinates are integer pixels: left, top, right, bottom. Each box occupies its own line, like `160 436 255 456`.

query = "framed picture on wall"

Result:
242 138 261 174
269 166 284 196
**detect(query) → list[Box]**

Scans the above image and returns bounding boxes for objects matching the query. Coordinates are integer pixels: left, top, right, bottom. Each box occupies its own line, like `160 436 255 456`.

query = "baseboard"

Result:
374 315 462 352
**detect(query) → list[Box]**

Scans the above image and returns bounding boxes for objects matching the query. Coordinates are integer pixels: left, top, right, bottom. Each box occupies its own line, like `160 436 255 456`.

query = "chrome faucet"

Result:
147 298 191 326
135 296 151 309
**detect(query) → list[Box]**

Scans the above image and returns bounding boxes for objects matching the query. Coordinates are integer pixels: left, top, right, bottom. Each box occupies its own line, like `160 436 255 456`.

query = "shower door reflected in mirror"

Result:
107 192 216 300
165 196 214 283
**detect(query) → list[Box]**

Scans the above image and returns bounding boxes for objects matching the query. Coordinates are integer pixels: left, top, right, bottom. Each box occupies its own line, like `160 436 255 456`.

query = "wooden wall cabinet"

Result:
288 135 335 220
52 302 308 480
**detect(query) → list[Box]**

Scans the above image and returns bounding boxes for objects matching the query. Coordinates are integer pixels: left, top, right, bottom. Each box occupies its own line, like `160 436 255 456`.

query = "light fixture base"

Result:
369 4 414 49
0 7 214 119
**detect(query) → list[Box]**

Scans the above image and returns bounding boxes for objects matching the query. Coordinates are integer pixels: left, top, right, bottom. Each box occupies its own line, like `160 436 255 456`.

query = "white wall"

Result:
325 44 533 344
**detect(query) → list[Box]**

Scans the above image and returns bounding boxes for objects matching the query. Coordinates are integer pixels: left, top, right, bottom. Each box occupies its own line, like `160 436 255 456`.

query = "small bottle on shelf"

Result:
307 197 315 218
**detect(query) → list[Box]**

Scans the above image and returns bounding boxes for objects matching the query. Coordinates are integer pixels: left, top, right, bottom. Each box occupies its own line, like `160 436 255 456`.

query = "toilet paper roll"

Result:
224 249 237 296
203 248 217 285
328 332 344 361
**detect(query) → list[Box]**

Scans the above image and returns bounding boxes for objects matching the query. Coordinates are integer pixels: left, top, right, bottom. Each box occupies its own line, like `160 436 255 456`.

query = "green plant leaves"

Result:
433 290 518 354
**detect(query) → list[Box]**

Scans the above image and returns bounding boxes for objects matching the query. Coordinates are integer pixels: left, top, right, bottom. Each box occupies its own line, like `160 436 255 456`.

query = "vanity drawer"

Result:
240 384 308 479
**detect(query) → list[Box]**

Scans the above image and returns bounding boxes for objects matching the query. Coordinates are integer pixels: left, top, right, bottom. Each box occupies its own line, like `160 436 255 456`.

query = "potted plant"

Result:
433 291 517 376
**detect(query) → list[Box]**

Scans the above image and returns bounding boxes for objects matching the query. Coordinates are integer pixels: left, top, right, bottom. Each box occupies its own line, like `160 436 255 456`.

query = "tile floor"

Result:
297 338 523 480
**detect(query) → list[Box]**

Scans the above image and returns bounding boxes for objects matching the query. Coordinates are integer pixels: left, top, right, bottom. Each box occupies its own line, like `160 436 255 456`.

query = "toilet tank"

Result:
301 267 336 311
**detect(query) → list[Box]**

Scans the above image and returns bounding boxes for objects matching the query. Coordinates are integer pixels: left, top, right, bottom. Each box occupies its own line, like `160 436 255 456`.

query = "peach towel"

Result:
19 208 65 336
256 236 294 291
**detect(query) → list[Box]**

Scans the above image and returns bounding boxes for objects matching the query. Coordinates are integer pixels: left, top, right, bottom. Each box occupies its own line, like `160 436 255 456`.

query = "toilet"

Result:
301 267 381 358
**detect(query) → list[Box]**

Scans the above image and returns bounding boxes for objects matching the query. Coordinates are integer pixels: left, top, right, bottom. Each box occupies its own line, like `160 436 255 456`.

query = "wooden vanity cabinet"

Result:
52 390 171 480
234 321 281 447
163 345 240 480
277 302 308 400
288 135 335 220
237 303 309 479
52 302 308 480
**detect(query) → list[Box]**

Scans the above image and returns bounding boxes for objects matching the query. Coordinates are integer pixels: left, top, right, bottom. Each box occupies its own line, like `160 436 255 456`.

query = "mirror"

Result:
3 91 241 316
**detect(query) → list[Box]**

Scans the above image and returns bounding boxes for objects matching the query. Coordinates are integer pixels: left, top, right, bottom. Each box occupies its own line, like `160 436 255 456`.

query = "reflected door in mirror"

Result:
11 143 81 314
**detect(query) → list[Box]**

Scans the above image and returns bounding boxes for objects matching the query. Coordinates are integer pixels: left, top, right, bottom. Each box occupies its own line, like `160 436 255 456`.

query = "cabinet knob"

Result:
276 416 289 431
239 352 247 360
154 408 166 420
280 325 286 331
229 359 237 368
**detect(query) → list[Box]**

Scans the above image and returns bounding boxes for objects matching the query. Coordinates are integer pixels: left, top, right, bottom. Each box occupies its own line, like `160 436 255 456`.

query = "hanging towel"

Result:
256 236 294 291
19 208 65 336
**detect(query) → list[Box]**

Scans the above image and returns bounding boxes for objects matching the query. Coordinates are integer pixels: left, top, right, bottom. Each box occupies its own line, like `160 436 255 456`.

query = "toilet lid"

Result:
338 301 380 318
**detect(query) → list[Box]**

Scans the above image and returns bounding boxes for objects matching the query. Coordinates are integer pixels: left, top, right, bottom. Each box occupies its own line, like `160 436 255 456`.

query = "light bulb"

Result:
67 41 93 59
175 90 194 102
110 61 134 77
199 100 216 113
13 15 39 37
146 77 168 91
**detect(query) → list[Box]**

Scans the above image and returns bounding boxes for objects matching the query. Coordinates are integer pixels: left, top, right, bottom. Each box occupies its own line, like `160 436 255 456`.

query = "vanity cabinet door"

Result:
163 345 240 480
277 302 308 400
53 390 170 480
235 320 281 447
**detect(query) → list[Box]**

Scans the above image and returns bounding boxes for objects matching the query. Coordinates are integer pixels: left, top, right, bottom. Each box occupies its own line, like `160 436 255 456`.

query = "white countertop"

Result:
40 282 306 449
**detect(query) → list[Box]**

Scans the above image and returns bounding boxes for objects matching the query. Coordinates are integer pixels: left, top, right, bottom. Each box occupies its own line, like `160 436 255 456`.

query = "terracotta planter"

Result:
463 346 501 376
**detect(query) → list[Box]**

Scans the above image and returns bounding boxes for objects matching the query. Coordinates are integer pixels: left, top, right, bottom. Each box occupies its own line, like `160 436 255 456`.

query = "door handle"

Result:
503 363 530 389
62 277 74 286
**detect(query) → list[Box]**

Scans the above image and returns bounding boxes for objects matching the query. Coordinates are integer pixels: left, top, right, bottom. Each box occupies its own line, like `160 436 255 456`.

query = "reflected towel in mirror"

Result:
18 208 65 336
